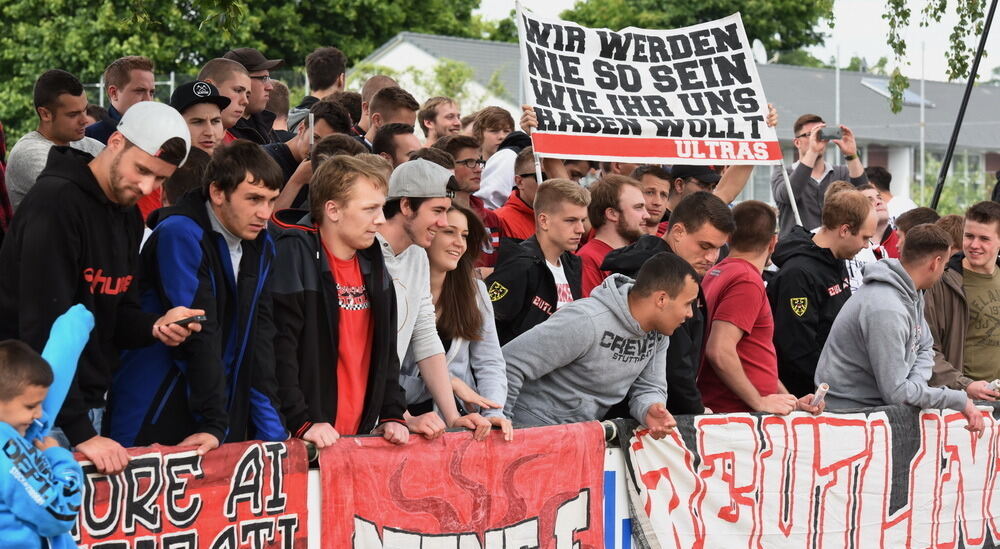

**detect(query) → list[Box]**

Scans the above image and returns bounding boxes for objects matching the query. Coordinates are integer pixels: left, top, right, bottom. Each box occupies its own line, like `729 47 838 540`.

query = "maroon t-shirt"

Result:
698 257 778 413
576 238 614 297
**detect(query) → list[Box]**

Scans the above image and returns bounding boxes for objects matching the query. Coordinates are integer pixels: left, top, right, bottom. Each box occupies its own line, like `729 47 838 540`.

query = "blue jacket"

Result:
83 106 122 145
111 189 286 447
0 422 82 549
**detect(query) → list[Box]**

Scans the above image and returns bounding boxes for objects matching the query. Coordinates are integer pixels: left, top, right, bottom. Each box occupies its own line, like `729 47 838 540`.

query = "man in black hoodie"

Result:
0 102 204 474
602 191 735 415
767 187 876 397
487 179 589 345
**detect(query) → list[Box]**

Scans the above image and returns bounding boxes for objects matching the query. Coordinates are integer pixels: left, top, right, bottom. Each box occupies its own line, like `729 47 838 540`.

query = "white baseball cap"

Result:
116 101 191 167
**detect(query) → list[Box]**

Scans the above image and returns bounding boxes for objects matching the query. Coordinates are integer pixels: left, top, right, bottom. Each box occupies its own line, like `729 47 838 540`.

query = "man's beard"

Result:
616 216 643 243
108 150 140 207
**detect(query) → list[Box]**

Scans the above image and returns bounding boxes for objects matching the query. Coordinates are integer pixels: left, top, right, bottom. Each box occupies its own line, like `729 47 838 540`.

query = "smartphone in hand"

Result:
817 126 842 141
173 315 207 327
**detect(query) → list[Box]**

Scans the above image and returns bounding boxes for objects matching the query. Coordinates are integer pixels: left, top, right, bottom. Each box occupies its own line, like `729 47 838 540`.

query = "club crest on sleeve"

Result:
790 297 808 317
488 281 508 301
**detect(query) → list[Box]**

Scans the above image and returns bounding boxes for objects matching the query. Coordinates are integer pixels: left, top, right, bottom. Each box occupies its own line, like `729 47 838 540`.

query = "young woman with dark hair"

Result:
399 205 513 440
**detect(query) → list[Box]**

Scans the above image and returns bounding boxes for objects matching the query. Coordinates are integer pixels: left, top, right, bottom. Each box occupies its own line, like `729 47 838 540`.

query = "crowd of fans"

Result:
0 45 998 540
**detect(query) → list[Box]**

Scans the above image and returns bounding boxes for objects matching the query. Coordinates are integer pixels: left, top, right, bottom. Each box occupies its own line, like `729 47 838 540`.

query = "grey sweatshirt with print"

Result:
815 259 967 411
502 274 669 426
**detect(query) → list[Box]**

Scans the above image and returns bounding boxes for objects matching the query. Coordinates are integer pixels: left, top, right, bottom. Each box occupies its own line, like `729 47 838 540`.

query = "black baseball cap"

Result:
223 48 284 71
670 165 722 184
169 81 231 114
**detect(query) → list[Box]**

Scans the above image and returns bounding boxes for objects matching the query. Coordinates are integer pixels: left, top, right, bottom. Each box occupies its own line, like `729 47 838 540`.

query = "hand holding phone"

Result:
173 315 207 327
817 126 842 141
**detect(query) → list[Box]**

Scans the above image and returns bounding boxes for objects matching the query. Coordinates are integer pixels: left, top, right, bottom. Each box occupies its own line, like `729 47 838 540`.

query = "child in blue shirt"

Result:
0 339 83 549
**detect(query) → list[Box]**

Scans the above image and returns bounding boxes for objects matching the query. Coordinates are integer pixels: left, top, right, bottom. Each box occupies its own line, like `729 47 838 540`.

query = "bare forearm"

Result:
847 156 865 178
715 165 753 204
707 345 765 411
417 354 461 423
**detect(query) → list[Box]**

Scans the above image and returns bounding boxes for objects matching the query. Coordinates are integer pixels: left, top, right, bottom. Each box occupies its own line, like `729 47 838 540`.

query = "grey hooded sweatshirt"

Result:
502 273 669 426
815 259 967 411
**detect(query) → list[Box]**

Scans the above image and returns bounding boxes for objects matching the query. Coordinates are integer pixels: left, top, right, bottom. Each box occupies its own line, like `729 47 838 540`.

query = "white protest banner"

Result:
516 7 780 165
626 407 1000 548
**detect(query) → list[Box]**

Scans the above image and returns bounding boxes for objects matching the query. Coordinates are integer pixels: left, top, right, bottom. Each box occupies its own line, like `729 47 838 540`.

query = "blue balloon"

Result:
27 304 94 441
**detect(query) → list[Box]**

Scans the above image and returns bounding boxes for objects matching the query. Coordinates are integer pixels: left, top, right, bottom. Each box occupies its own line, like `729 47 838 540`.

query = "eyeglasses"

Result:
249 75 271 82
794 132 810 139
455 158 485 168
518 172 547 180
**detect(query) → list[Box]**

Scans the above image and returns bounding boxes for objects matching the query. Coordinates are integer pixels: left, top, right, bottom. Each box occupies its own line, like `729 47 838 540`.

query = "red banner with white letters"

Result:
73 440 309 548
319 423 606 548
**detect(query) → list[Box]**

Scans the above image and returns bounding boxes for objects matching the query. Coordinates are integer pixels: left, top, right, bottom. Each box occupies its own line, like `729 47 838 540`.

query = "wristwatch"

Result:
844 154 857 161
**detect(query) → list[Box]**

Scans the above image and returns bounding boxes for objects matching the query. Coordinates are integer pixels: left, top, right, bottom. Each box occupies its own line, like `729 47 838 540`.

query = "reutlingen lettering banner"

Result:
517 7 780 165
626 405 1000 548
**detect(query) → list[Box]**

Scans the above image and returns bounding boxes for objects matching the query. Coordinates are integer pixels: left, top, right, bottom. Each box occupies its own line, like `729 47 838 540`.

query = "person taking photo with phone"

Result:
771 114 868 238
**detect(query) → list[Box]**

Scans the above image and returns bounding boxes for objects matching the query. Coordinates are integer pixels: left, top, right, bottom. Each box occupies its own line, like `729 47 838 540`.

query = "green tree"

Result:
558 0 835 54
0 0 483 143
884 1 989 112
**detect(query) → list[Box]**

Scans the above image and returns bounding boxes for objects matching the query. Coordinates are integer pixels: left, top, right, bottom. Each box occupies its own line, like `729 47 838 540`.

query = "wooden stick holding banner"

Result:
777 158 804 226
516 2 547 183
515 6 782 167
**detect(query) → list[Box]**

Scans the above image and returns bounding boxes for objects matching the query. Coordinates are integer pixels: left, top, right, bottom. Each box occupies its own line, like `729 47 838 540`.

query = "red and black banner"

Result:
73 440 309 548
320 422 607 548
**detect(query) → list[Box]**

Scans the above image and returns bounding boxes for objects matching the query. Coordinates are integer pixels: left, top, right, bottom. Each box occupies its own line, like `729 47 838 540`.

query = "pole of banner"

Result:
533 149 544 182
515 1 544 183
930 0 997 210
777 158 804 227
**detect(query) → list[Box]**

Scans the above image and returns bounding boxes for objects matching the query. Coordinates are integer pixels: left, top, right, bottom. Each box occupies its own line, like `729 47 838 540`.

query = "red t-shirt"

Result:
137 188 162 221
698 257 778 413
323 243 374 435
470 195 501 268
874 228 900 259
223 130 238 144
576 238 614 297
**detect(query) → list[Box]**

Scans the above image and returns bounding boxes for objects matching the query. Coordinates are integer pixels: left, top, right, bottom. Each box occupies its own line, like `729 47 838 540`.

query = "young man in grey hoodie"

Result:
815 224 984 434
502 252 700 439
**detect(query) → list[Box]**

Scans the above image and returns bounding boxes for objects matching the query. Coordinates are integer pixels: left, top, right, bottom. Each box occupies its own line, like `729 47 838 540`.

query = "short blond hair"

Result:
354 153 393 181
821 188 872 233
310 155 388 223
534 178 590 215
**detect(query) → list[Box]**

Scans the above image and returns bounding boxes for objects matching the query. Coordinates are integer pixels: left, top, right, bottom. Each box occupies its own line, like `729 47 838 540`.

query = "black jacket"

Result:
229 110 279 145
767 225 851 397
268 209 407 436
0 146 157 445
109 189 285 447
486 236 583 346
602 235 706 415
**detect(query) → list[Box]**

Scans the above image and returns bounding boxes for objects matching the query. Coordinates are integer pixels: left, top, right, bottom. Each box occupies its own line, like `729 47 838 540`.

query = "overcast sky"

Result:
476 0 1000 82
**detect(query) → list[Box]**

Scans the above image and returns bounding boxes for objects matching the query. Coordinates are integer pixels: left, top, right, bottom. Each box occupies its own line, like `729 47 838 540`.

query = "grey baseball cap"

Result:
387 158 456 200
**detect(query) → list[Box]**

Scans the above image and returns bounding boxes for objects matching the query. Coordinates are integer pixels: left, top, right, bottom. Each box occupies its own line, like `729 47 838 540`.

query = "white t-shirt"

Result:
545 259 574 310
846 245 878 293
887 196 918 223
474 148 517 210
